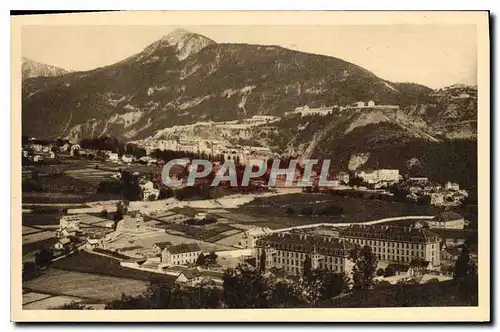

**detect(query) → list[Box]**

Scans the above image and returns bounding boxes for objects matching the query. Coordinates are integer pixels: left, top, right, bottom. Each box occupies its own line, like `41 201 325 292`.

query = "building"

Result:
33 155 43 162
445 181 460 191
353 101 365 108
355 169 400 184
339 225 442 266
152 242 172 253
430 193 445 206
431 228 473 247
54 237 71 251
122 154 134 163
287 105 335 117
255 232 355 276
335 172 350 184
161 243 202 266
376 169 400 182
251 115 281 122
59 215 81 231
240 227 272 249
427 211 465 229
107 153 119 161
367 100 375 107
441 245 463 262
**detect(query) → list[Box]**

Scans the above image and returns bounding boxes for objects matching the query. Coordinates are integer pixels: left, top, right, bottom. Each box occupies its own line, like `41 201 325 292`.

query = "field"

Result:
23 268 150 302
51 251 176 284
238 193 443 224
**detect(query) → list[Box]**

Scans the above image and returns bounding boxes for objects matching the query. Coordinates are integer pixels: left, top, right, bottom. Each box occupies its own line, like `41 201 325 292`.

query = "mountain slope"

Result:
22 57 71 79
22 29 435 141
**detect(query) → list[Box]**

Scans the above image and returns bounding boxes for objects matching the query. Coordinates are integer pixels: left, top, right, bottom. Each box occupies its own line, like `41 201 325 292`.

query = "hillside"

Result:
22 29 436 141
22 57 71 79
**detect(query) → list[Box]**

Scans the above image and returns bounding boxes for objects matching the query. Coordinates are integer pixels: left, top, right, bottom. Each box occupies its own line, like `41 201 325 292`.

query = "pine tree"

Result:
454 245 476 279
303 255 312 280
260 248 267 272
350 245 377 291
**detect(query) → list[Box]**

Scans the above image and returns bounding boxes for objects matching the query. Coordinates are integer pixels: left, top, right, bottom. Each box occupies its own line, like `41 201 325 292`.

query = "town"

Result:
21 114 478 309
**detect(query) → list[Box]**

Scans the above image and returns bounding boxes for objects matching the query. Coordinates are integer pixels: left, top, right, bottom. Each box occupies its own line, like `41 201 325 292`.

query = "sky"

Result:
22 25 477 89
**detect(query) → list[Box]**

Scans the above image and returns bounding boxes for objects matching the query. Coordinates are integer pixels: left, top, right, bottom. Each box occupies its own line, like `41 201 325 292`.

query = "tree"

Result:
376 268 385 277
223 264 270 308
350 245 378 291
195 253 206 266
307 269 349 301
100 209 108 219
35 248 54 267
57 301 93 310
303 255 312 280
453 245 476 279
259 249 266 272
205 252 218 266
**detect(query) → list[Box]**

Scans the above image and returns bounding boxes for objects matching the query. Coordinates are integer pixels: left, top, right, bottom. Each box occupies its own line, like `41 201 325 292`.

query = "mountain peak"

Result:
22 57 70 79
138 28 216 62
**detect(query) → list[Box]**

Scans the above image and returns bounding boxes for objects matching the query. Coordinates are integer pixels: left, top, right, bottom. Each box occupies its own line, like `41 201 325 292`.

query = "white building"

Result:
340 224 442 266
241 227 272 249
426 211 465 230
122 154 134 163
256 233 355 276
108 153 119 161
161 243 202 266
376 169 400 182
445 182 460 191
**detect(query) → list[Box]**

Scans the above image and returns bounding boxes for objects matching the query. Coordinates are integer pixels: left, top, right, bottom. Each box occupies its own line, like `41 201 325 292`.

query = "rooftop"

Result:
166 243 201 255
433 211 464 223
256 232 354 256
154 241 173 250
340 225 440 243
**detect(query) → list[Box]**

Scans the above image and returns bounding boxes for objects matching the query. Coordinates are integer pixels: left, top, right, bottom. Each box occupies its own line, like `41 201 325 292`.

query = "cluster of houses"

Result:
403 179 469 207
22 143 56 162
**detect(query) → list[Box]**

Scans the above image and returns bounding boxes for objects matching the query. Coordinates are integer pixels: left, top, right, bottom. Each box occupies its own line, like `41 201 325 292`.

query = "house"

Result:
122 154 134 163
430 193 445 206
70 144 81 156
59 215 81 231
48 151 56 159
408 259 433 278
367 100 375 107
353 101 365 108
441 245 463 262
240 227 272 248
86 236 104 249
107 153 119 161
445 181 460 191
427 211 465 229
152 242 172 252
431 228 472 247
335 172 350 184
161 243 202 266
385 263 410 276
174 269 204 286
54 237 71 250
33 155 43 162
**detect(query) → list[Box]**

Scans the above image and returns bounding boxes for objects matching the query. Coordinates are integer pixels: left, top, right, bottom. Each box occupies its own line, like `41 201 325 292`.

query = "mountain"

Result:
22 57 71 79
22 28 439 141
21 29 477 189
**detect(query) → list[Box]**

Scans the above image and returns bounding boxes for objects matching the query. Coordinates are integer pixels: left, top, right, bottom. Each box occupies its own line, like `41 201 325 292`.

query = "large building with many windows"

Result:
255 232 355 276
339 225 442 266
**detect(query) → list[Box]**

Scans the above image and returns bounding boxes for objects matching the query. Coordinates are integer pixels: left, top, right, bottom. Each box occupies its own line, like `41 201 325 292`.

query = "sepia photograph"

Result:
11 10 490 322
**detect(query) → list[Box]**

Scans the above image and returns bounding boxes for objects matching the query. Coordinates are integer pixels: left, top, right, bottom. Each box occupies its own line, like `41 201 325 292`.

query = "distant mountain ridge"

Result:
22 28 445 141
22 57 71 79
